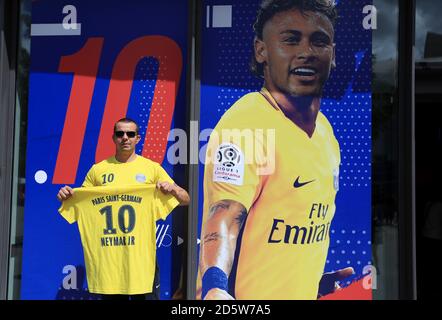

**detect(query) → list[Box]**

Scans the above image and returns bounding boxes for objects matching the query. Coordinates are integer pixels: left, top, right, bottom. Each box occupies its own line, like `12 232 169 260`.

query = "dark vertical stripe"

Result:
398 0 417 300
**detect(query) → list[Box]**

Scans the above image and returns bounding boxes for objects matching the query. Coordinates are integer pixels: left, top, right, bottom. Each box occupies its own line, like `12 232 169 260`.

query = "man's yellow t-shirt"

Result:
197 88 341 299
59 185 179 294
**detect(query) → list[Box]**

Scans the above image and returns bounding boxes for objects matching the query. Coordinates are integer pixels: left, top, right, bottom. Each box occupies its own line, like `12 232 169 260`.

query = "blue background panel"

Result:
198 0 372 292
21 0 188 300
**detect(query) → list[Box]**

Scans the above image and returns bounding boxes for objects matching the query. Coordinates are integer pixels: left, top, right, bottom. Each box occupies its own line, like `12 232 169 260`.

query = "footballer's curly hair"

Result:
250 0 338 78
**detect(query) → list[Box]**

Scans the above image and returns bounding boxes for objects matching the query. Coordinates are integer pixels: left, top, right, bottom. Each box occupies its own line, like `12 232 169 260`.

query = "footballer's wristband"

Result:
201 266 228 299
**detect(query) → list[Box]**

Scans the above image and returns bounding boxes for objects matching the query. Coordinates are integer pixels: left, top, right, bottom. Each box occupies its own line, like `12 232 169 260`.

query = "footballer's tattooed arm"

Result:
200 199 247 299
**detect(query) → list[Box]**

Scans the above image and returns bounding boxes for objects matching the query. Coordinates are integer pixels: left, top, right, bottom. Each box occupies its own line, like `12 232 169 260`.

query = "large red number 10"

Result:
53 36 182 184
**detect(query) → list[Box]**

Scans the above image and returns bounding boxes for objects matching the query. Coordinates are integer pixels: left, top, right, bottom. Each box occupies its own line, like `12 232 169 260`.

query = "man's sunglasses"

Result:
114 131 137 138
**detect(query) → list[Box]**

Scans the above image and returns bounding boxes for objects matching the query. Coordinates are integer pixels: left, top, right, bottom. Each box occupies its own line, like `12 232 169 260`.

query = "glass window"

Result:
415 0 442 60
5 0 415 300
415 0 442 300
8 0 30 300
372 0 400 299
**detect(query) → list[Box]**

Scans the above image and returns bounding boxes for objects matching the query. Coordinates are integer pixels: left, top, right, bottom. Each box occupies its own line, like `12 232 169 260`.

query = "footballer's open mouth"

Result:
290 67 318 80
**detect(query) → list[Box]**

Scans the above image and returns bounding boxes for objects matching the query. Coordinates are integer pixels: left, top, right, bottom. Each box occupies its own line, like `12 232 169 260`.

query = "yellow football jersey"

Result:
59 185 179 294
82 155 174 187
197 88 340 299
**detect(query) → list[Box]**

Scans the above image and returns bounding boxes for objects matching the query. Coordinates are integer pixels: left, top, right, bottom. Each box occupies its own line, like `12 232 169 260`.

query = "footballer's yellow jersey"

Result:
59 185 179 294
82 155 175 187
197 88 340 300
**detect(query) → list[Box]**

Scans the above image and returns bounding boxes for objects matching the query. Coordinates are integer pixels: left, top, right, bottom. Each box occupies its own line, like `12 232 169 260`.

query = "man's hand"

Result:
204 288 235 300
57 186 74 202
156 181 176 195
156 181 190 206
317 267 355 298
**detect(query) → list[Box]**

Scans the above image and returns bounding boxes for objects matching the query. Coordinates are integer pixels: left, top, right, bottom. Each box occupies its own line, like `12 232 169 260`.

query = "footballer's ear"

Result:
254 37 267 64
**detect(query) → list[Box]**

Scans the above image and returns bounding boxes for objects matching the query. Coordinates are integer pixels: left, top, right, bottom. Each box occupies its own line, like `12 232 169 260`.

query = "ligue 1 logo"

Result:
213 143 245 186
217 144 241 168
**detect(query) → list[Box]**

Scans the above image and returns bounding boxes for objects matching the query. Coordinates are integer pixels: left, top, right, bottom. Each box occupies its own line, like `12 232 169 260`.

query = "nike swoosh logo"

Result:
293 176 315 188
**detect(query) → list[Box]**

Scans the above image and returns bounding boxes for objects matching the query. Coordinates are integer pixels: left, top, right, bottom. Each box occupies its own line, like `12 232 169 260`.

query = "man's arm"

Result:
200 199 247 300
156 181 190 206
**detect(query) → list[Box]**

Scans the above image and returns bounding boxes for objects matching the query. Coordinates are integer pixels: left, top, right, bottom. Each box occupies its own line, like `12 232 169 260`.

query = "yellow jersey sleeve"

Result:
155 163 175 184
82 165 96 187
153 188 180 221
58 187 82 224
203 117 267 212
58 205 76 224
